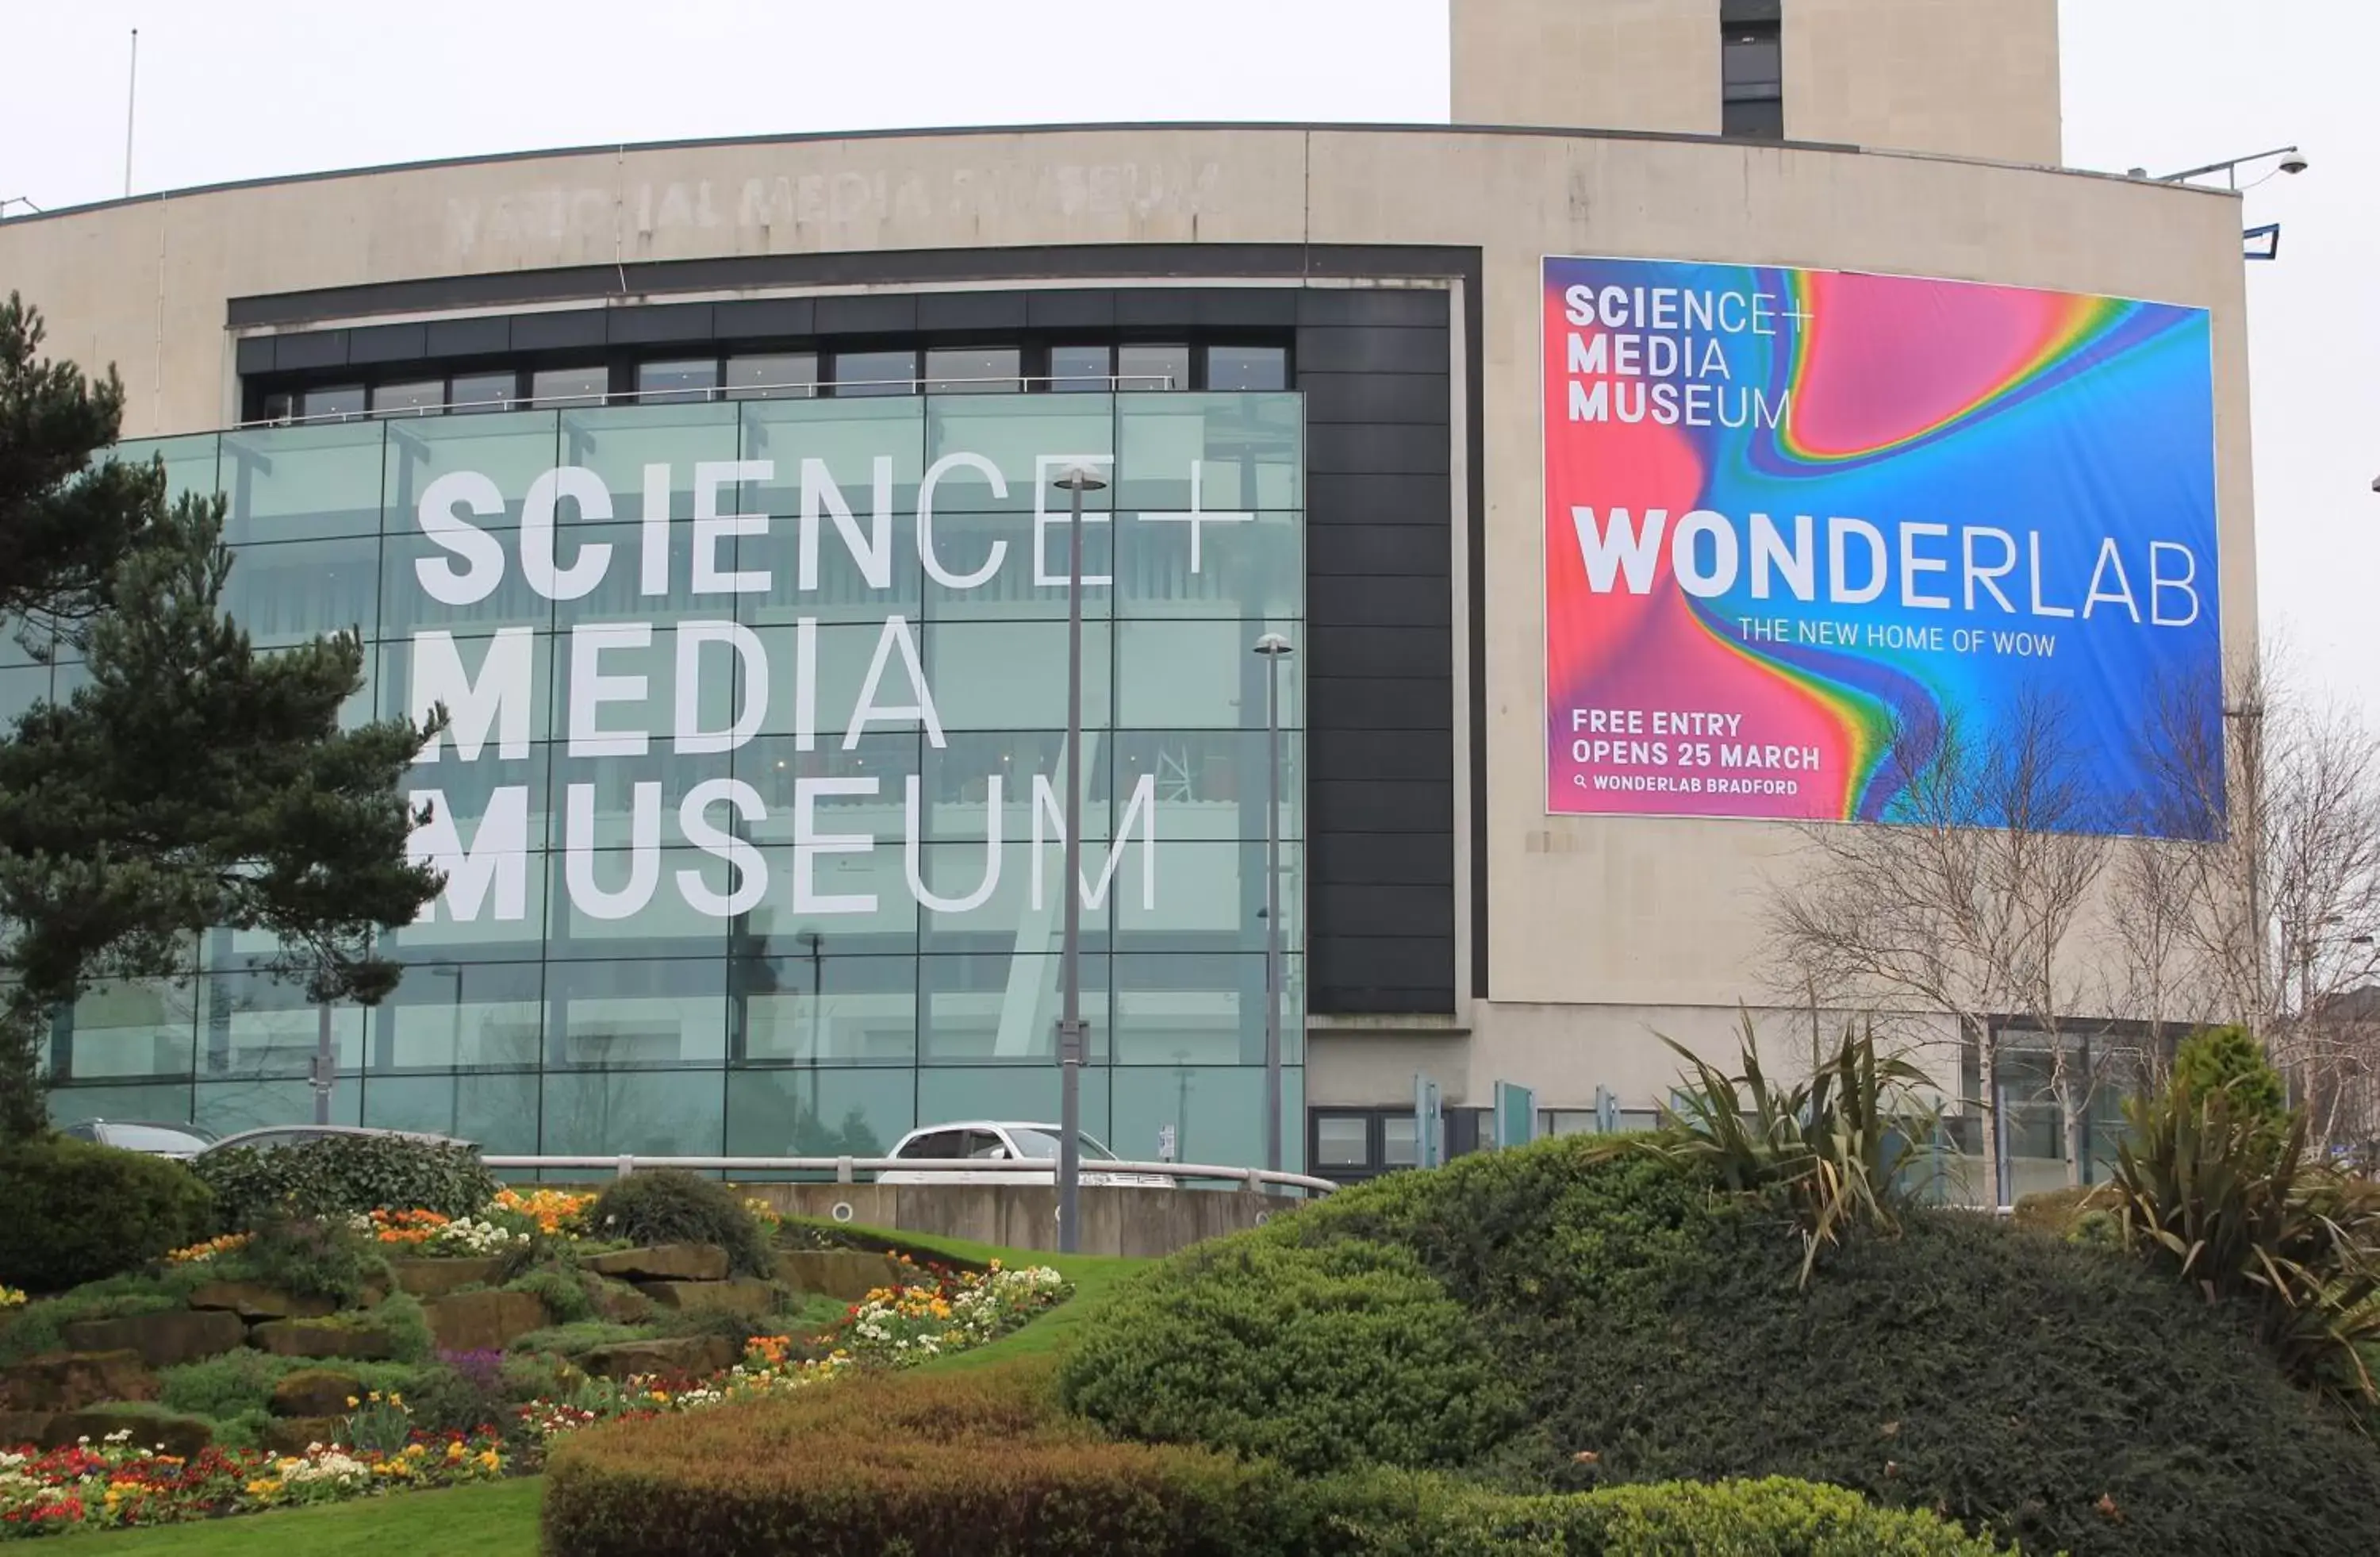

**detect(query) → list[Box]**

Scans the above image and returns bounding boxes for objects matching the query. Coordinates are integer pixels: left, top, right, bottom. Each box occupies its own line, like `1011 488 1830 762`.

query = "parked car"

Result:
877 1121 1171 1187
58 1119 220 1159
198 1124 474 1159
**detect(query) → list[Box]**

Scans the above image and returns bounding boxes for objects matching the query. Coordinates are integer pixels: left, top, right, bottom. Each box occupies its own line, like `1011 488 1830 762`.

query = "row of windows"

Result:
52 952 1309 1080
261 343 1289 425
43 1063 1308 1170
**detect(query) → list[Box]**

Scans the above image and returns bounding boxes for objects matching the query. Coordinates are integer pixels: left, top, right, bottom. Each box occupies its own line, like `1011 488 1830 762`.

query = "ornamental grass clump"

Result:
1626 1013 1937 1284
586 1170 771 1276
2110 1075 2380 1405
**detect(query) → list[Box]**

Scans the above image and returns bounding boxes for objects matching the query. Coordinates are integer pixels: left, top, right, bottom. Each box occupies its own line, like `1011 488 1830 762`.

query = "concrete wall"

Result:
1449 0 2061 165
1450 0 1722 136
0 123 2255 1115
1783 0 2063 165
732 1182 1292 1259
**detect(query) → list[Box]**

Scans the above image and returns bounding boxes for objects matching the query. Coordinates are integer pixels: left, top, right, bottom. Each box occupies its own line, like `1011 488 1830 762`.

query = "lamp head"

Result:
2278 149 2309 175
1051 465 1107 492
1252 632 1294 658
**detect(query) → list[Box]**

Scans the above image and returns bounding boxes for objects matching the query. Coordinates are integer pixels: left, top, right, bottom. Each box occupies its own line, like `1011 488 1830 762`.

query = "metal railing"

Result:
236 374 1187 429
479 1152 1334 1196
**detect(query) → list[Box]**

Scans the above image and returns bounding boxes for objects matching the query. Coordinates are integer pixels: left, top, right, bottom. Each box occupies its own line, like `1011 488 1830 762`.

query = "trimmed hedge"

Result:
0 1134 215 1291
1056 1236 1528 1475
544 1363 2010 1556
193 1131 495 1229
1060 1136 2380 1557
543 1363 1285 1557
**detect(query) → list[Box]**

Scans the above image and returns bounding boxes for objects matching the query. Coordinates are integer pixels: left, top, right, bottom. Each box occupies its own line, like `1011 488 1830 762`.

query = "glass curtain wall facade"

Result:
36 393 1306 1170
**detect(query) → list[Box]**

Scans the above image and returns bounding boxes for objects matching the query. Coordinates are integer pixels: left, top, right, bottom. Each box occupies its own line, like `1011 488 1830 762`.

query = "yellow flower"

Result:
447 1440 466 1459
345 1396 359 1408
389 1393 403 1407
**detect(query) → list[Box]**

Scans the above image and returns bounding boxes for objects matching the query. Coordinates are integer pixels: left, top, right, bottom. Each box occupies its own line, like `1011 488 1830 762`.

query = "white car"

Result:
878 1121 1172 1187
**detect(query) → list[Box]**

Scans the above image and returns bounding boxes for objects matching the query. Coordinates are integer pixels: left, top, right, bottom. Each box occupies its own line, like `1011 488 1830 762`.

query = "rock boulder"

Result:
61 1309 248 1368
583 1244 729 1282
0 1350 156 1412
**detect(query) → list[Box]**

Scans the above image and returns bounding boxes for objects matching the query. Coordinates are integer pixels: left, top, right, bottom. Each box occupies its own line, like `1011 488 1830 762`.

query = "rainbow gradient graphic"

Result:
1543 257 2221 832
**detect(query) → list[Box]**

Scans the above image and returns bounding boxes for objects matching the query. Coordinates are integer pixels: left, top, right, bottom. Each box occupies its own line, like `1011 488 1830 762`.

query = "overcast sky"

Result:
2 1 2367 722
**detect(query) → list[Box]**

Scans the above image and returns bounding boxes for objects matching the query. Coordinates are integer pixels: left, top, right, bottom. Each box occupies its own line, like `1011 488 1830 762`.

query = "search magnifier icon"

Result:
1572 773 1588 790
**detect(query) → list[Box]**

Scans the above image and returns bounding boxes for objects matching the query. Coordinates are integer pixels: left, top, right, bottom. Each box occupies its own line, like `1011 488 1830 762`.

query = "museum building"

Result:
0 0 2256 1191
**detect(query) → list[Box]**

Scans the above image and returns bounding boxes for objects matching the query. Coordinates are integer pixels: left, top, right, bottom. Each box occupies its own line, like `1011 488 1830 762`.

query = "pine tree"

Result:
0 292 443 1139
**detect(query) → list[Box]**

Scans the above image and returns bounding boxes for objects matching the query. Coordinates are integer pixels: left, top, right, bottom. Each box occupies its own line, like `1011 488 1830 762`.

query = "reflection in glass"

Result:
372 381 444 418
1116 344 1189 391
62 979 200 1081
531 366 608 409
724 1067 912 1158
365 1070 539 1154
923 347 1021 394
727 354 819 401
832 351 916 398
539 1069 724 1157
1048 344 1111 391
449 372 518 413
547 958 727 1067
301 385 367 422
1205 345 1288 392
221 421 386 543
637 359 721 405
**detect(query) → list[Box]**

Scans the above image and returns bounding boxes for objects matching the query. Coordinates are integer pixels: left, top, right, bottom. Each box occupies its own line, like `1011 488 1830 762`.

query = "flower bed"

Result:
0 1254 1070 1539
0 1426 506 1538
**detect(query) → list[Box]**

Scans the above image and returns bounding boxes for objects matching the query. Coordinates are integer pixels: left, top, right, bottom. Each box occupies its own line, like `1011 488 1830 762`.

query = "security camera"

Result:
2279 150 2310 175
2370 473 2380 494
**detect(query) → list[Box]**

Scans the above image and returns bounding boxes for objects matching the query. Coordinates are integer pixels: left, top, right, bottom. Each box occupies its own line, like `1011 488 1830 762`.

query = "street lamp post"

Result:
1052 463 1107 1254
1253 632 1295 1175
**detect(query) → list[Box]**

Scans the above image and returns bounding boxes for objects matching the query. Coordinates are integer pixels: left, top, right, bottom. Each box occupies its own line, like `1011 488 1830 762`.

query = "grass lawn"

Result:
56 1477 543 1555
53 1224 1154 1555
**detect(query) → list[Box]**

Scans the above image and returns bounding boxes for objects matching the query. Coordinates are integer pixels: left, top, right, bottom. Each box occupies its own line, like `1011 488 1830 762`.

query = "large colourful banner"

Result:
1542 256 2221 832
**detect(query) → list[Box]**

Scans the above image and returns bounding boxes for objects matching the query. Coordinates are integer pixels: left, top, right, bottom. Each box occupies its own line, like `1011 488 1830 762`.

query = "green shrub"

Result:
0 1135 216 1292
2171 1026 2290 1124
193 1132 497 1230
156 1351 424 1421
587 1170 770 1276
504 1262 597 1324
1299 1470 2012 1556
1070 1135 2380 1557
361 1290 436 1364
1058 1236 1530 1476
507 1321 651 1358
213 1215 391 1305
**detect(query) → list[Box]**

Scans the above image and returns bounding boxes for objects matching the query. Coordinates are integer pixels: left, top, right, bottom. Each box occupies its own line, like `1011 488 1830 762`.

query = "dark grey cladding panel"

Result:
1311 937 1454 1012
1296 289 1449 329
607 302 716 344
917 290 1029 330
713 296 815 336
1299 371 1450 425
1311 780 1454 834
1305 623 1454 678
1305 472 1450 527
346 322 428 366
1310 832 1457 886
1312 884 1457 939
1309 576 1451 628
272 330 348 371
424 314 511 359
1294 326 1449 375
814 293 916 334
509 310 605 352
1307 528 1450 581
1309 729 1453 782
1309 679 1452 733
1025 290 1115 328
1308 424 1452 475
1196 290 1298 327
1114 289 1200 327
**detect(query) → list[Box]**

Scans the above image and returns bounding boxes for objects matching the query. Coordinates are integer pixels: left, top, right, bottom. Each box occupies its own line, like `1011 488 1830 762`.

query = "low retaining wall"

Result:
728 1183 1291 1259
